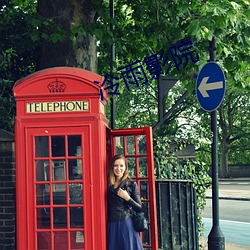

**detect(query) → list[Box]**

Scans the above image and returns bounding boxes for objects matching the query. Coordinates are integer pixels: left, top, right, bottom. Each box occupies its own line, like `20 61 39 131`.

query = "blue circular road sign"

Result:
196 62 226 112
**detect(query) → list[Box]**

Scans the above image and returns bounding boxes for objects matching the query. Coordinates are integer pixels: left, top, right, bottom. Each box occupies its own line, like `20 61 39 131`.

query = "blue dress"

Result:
108 217 143 250
107 180 144 250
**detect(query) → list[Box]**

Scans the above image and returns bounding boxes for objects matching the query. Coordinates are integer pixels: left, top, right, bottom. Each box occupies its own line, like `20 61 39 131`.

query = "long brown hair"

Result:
107 154 130 187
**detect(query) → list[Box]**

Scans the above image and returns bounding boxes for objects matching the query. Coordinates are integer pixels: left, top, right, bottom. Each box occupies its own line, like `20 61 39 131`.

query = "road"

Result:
202 180 250 249
202 199 250 223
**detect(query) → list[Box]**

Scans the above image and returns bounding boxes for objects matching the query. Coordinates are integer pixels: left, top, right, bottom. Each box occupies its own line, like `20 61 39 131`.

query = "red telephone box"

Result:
13 67 158 250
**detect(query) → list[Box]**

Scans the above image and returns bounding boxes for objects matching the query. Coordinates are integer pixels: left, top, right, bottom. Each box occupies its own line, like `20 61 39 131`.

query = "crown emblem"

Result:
47 79 66 93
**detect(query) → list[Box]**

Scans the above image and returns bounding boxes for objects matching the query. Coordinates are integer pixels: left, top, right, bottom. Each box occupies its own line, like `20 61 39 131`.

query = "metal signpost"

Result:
196 38 226 250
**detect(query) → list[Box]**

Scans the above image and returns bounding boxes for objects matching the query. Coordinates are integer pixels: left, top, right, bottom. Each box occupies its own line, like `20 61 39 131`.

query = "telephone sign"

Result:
26 100 89 113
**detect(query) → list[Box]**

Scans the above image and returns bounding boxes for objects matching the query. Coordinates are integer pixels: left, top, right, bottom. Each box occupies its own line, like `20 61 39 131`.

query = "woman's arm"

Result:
117 181 142 212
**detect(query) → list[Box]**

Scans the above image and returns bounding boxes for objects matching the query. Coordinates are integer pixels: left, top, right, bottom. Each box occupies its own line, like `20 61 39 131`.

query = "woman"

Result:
107 154 144 250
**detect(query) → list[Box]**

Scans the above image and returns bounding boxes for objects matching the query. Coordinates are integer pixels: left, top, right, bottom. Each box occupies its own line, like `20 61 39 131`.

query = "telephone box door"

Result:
26 126 92 250
108 126 158 250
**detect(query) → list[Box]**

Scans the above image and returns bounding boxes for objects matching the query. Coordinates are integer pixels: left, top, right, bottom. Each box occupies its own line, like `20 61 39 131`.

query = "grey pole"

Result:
110 0 115 129
208 37 225 250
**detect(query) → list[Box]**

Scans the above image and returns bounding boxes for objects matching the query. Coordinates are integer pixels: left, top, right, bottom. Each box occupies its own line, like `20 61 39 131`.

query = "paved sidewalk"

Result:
200 238 250 250
206 178 250 201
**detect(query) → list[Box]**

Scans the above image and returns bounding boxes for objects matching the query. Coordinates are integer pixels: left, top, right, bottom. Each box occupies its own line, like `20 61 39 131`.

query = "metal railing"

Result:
156 179 198 250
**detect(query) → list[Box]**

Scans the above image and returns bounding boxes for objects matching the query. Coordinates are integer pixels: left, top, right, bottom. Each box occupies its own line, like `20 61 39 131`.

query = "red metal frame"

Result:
108 126 158 250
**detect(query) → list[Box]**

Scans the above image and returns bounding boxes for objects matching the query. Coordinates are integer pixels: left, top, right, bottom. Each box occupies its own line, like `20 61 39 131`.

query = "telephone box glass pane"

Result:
71 231 84 248
69 183 83 204
115 136 124 155
52 136 65 157
35 136 49 157
52 184 66 204
142 202 151 246
52 160 66 181
54 231 68 249
68 159 82 180
128 158 136 177
37 232 51 249
70 207 83 227
140 180 149 200
36 184 47 205
126 136 135 155
142 202 150 222
53 208 67 227
36 160 49 181
138 135 146 155
139 157 148 177
142 226 151 247
68 135 81 156
37 208 50 229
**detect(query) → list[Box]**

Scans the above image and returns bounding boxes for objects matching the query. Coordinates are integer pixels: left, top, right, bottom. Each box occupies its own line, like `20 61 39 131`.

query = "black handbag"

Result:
131 210 148 232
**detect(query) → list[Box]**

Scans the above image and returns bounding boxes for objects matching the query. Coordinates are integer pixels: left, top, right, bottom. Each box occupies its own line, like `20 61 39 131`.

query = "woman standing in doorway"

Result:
107 154 144 250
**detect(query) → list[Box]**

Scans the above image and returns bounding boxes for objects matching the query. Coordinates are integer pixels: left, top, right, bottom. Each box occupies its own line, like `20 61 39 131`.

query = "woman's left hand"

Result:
117 188 131 201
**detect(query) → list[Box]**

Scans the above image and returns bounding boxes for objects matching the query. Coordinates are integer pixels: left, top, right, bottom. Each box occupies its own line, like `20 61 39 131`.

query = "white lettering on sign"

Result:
26 101 89 113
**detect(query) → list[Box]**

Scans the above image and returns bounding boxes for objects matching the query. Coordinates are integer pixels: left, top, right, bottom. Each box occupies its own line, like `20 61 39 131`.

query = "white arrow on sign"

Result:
198 76 223 98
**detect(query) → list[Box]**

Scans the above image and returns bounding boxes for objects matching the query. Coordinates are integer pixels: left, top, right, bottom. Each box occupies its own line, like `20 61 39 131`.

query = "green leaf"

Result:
230 1 241 10
187 19 202 40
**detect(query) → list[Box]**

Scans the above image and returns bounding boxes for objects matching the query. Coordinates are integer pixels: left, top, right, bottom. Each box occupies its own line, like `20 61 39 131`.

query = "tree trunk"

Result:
37 0 99 72
219 139 229 178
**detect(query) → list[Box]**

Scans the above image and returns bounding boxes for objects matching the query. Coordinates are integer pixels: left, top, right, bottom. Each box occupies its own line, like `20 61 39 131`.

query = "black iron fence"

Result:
156 179 198 250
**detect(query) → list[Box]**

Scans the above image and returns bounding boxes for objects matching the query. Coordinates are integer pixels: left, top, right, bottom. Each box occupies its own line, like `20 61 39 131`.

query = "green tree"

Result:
173 88 250 178
218 89 250 177
96 2 250 179
0 0 37 131
36 0 101 71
